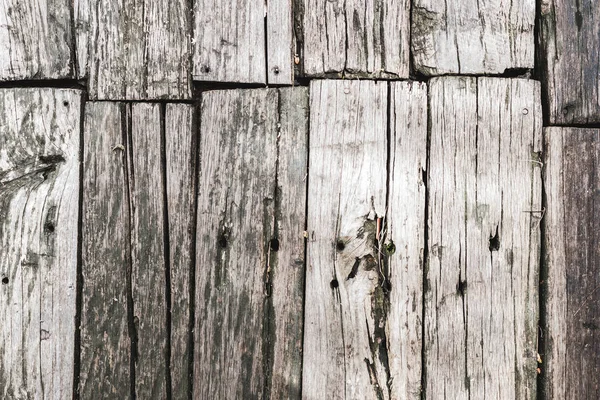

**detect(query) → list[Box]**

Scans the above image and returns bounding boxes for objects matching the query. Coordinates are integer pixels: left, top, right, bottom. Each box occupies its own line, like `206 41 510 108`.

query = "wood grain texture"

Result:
165 104 195 400
0 0 72 80
0 88 81 399
193 0 266 83
412 0 535 75
544 127 600 400
80 102 132 399
75 0 192 100
266 0 294 84
303 80 389 399
426 77 542 399
541 0 600 124
300 0 409 78
386 81 427 399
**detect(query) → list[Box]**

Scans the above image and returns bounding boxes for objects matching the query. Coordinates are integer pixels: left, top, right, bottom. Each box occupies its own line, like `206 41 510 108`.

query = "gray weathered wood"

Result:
267 0 294 84
412 0 535 75
0 0 72 80
165 104 195 400
426 77 542 399
303 80 389 399
300 0 409 78
386 81 427 399
75 0 192 100
0 88 81 399
193 1 266 84
80 102 132 399
541 0 600 124
544 127 600 399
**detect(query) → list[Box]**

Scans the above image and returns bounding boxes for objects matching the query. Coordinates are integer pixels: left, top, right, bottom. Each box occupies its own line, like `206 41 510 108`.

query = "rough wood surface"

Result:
412 0 535 75
541 0 600 124
425 77 542 399
387 81 427 399
80 102 132 399
0 0 72 80
300 0 409 78
75 0 192 100
544 127 600 399
266 0 294 84
165 104 195 400
303 80 389 399
0 88 81 399
193 1 266 83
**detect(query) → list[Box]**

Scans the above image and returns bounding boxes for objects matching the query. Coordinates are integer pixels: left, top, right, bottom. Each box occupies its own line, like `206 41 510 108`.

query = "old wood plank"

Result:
541 1 600 124
386 81 427 399
303 80 389 399
80 102 132 399
300 0 409 78
412 0 535 75
75 0 192 100
266 0 294 84
164 104 195 400
426 77 542 399
544 127 600 399
0 0 72 80
0 88 81 399
193 1 266 84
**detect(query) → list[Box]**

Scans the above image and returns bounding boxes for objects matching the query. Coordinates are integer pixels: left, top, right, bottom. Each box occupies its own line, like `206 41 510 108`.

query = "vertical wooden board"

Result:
426 77 542 399
194 89 278 399
541 1 600 124
269 87 309 399
303 80 388 399
165 104 195 400
76 0 192 100
0 0 72 80
266 0 294 84
80 102 132 399
544 127 600 400
129 103 168 399
301 0 409 78
193 0 266 83
0 89 80 399
386 81 427 400
412 0 535 75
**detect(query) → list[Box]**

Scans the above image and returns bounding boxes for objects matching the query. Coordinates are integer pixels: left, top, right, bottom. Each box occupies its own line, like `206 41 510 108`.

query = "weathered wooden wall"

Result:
1 0 600 399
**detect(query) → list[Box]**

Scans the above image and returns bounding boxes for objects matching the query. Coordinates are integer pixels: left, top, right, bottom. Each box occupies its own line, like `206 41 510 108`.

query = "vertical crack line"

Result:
160 103 173 400
187 102 200 400
342 0 349 75
264 0 269 84
122 103 137 400
69 0 78 78
72 90 86 400
536 129 548 400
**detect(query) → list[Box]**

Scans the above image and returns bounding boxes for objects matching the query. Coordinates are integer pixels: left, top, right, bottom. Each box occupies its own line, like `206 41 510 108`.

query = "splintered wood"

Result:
194 87 308 399
544 127 600 400
0 88 81 399
426 77 542 399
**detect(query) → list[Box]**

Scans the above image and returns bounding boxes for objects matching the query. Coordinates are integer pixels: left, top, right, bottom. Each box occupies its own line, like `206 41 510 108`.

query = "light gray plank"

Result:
387 81 427 399
193 1 266 83
80 102 132 399
0 0 72 80
301 0 409 78
76 0 192 100
303 80 389 399
165 104 195 400
266 0 294 84
541 1 600 124
426 77 542 399
412 0 535 75
0 88 81 399
544 127 600 400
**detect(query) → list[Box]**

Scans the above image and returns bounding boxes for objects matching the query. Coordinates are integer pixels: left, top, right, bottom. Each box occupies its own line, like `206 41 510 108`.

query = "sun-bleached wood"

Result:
266 0 294 84
75 0 192 100
544 127 600 400
426 77 542 399
412 0 535 75
0 0 72 80
301 0 409 78
303 80 389 399
80 102 132 399
387 81 427 399
0 88 81 399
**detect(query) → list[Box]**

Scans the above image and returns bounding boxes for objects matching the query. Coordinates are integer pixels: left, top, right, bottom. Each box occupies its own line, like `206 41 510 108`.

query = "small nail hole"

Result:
330 279 339 289
63 101 69 107
202 65 211 73
270 238 279 251
272 66 280 75
336 241 345 251
218 235 228 249
44 222 55 233
2 277 8 285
